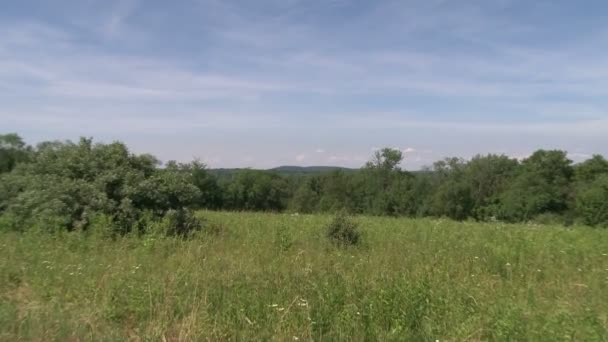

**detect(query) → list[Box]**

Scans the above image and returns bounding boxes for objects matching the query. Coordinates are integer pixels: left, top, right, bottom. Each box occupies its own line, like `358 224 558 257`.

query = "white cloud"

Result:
2 1 608 169
102 0 140 38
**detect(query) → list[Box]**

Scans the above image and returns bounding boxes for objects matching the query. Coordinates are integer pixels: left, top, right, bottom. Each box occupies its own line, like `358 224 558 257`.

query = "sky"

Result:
1 0 607 169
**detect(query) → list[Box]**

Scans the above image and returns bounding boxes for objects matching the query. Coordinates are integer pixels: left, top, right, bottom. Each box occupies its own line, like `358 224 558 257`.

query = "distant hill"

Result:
209 165 358 178
269 166 358 175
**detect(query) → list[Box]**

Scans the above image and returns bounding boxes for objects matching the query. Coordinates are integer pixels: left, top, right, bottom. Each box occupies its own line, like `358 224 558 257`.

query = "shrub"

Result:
275 225 293 251
326 211 360 246
0 138 204 236
162 209 204 237
575 175 608 227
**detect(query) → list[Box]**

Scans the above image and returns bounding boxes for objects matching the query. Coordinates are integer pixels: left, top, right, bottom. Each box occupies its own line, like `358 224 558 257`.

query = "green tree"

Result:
164 160 223 209
574 155 608 183
365 148 403 171
317 170 362 213
0 137 201 235
0 133 31 173
575 175 608 227
497 150 573 222
465 154 519 220
430 158 473 220
290 177 321 213
224 170 288 211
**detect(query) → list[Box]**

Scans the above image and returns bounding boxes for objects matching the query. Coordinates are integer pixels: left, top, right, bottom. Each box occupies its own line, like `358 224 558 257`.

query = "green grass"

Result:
1 211 607 341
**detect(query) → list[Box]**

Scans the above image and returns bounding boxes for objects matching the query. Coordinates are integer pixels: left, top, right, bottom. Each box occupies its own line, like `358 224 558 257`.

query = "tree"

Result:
223 170 288 211
365 148 403 171
497 150 573 222
0 133 30 173
317 170 362 213
575 175 608 227
360 148 414 215
0 137 202 235
465 154 519 220
164 160 223 209
575 155 608 183
429 158 473 220
290 177 321 213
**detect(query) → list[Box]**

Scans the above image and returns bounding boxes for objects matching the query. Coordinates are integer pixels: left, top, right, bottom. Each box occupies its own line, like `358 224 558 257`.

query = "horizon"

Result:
2 1 607 169
7 133 603 172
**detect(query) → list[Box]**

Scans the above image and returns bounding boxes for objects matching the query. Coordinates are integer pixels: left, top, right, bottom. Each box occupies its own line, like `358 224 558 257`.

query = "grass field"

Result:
1 211 607 341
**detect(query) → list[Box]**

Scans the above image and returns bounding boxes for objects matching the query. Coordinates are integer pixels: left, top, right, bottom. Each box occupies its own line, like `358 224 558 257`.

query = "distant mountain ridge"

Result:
270 165 357 173
209 165 357 176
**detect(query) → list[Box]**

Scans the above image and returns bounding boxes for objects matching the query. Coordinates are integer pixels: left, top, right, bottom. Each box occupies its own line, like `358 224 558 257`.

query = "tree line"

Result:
1 133 607 232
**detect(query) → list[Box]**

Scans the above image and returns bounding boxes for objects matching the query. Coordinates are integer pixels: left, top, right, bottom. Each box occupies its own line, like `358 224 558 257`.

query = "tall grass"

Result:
1 211 607 340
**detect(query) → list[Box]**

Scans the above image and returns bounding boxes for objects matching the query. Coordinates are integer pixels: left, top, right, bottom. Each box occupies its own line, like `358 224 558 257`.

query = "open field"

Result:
1 211 607 341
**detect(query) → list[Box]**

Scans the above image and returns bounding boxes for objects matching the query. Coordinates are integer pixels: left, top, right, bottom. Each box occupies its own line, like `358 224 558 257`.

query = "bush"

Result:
162 209 204 237
326 211 361 246
532 212 565 226
576 175 608 227
0 138 204 236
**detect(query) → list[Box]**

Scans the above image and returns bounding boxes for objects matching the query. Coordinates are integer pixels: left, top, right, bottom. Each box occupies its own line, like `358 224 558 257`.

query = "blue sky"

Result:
1 0 607 169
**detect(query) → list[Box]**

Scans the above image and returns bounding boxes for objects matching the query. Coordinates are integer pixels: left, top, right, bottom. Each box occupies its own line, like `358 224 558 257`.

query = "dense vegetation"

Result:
1 133 607 232
0 134 203 236
1 133 607 340
1 211 607 340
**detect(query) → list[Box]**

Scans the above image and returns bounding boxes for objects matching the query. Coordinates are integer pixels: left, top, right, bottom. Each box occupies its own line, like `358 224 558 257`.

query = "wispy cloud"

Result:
1 0 607 168
102 0 141 38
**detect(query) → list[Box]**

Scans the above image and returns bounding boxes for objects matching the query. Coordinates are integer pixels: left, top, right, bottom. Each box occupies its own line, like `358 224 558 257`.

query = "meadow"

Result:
1 211 607 341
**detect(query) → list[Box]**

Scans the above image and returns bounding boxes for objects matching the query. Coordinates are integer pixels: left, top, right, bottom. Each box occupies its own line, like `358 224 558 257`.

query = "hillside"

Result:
210 165 358 177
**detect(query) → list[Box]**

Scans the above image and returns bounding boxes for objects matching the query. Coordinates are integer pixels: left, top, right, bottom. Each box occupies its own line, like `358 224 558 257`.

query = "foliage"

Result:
221 169 289 211
497 150 574 222
290 178 321 213
0 136 203 236
576 175 608 227
2 133 608 227
0 133 31 173
326 211 361 246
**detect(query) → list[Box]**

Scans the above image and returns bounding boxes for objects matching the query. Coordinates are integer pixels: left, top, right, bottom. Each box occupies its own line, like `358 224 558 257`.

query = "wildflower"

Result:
293 337 299 341
474 256 479 259
269 304 279 308
505 262 511 266
277 307 285 311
